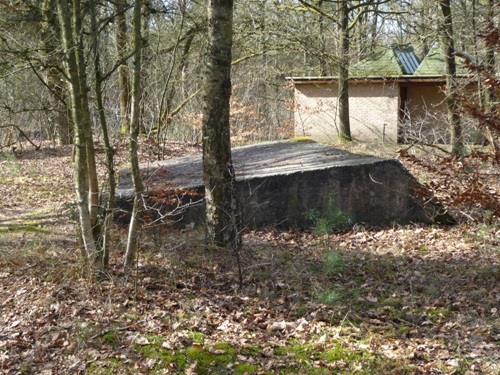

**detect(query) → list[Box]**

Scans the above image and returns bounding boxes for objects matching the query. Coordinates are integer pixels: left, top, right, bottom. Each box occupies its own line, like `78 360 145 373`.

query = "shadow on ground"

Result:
1 224 498 374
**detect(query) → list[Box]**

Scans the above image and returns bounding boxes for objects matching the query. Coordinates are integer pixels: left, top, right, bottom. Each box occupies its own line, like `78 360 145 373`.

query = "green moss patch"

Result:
135 339 248 374
271 341 414 374
0 223 50 234
289 136 316 143
234 363 258 374
87 358 129 375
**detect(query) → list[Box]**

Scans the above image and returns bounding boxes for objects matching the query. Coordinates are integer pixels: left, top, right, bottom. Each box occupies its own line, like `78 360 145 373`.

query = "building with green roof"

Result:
288 45 475 144
351 45 421 77
414 45 470 76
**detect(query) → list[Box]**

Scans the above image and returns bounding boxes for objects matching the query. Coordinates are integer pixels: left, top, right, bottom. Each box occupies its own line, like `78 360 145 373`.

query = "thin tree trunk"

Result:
259 0 271 129
338 0 351 142
72 0 99 232
354 0 364 58
202 0 240 249
317 4 328 76
140 0 151 135
471 0 483 109
484 0 499 161
439 0 463 155
42 0 72 145
158 29 196 152
370 3 379 52
90 0 115 268
124 0 144 270
56 0 96 261
157 4 188 143
485 0 497 109
116 0 131 136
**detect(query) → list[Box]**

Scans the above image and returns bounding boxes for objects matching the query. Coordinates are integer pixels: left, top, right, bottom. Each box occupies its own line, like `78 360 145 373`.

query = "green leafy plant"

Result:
102 330 120 348
307 195 352 234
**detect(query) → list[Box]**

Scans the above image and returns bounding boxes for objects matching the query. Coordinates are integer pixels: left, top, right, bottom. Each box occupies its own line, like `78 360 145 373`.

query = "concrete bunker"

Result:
116 141 453 229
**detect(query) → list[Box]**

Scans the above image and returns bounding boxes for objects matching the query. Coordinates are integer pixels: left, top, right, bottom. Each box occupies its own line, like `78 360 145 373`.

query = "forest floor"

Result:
0 140 498 375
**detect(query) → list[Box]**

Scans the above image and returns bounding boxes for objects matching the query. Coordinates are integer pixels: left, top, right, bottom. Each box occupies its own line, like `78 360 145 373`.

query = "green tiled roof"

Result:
348 44 470 78
350 47 404 77
350 45 420 77
414 46 470 76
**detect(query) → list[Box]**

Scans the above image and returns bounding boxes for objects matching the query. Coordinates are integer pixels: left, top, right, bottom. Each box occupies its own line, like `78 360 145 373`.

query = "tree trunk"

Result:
485 0 497 110
338 0 351 142
159 29 195 131
124 0 144 270
318 11 328 76
56 0 97 261
471 0 483 109
369 3 379 53
439 0 463 155
90 0 115 268
41 0 72 145
157 4 189 144
71 0 99 232
259 0 271 132
140 0 151 135
116 0 131 136
484 0 499 161
202 0 240 249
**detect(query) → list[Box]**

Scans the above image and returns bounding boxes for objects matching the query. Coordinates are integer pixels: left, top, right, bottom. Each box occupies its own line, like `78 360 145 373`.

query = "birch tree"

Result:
124 0 145 269
116 0 131 136
56 0 98 261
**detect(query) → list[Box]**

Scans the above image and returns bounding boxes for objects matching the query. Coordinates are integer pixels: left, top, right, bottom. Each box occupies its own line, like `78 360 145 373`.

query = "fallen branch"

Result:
399 142 451 155
0 141 17 151
0 124 40 150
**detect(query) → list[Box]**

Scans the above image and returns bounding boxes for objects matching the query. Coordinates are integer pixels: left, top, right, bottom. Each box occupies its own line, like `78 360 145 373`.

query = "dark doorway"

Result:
398 85 409 143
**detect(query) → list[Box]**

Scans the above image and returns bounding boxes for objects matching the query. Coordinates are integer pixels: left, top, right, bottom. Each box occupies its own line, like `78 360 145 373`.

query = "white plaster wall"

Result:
294 82 400 143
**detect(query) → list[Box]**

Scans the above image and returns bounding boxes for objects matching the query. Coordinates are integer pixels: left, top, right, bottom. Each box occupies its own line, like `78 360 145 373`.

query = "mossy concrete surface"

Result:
117 141 453 228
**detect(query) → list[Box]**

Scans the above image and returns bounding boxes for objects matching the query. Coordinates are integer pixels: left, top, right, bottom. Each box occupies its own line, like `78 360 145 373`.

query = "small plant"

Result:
87 358 126 375
323 249 345 275
102 330 120 348
307 195 352 235
188 331 205 345
234 363 258 374
0 152 22 184
319 289 345 305
318 286 360 306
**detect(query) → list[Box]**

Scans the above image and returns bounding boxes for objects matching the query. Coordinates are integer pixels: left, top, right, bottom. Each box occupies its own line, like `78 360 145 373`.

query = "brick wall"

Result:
294 81 400 143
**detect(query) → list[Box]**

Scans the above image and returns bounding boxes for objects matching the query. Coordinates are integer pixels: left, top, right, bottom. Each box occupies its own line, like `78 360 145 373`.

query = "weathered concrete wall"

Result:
294 82 399 143
116 142 452 230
